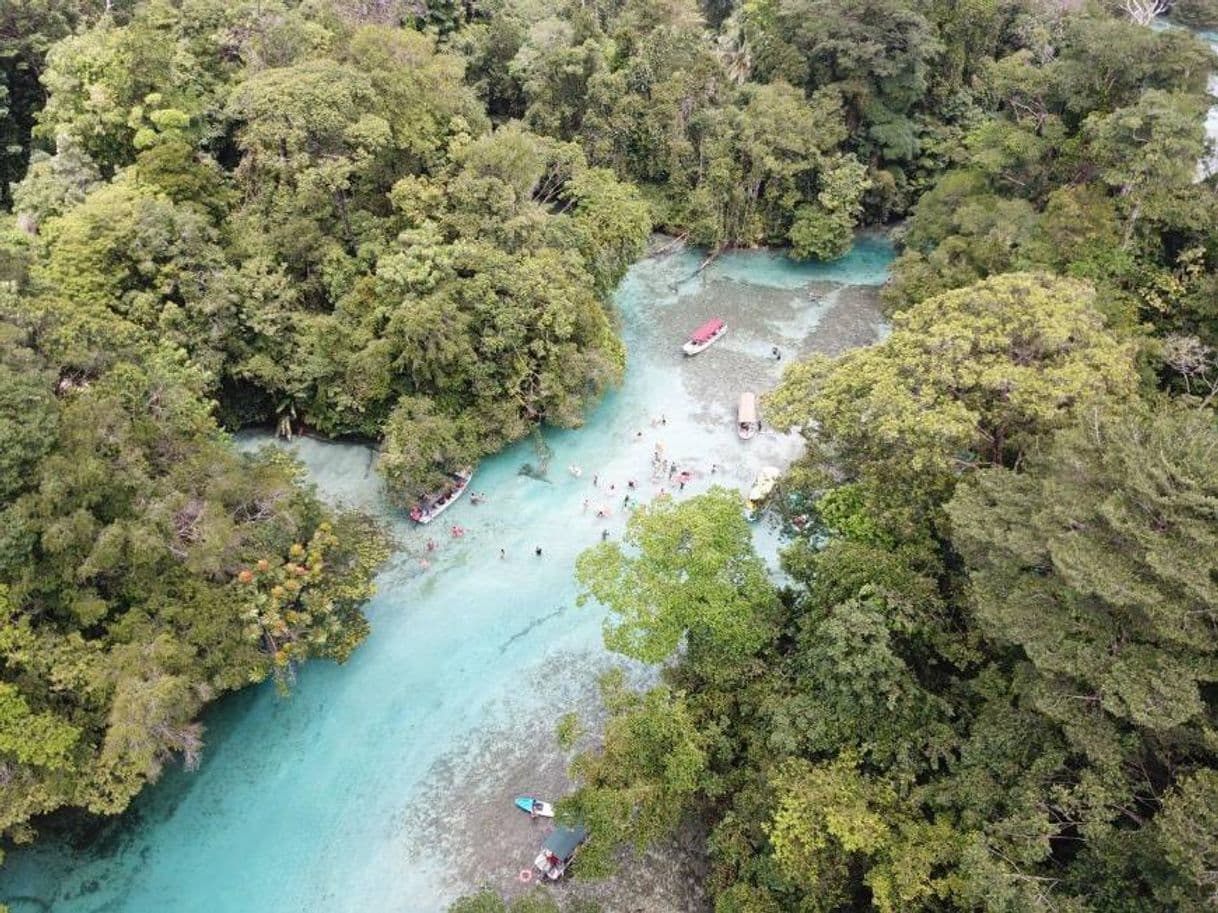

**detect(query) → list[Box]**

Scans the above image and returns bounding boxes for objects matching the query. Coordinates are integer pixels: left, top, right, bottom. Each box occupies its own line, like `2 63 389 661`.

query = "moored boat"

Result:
515 795 555 817
682 318 727 355
409 468 473 524
738 392 759 440
534 824 588 880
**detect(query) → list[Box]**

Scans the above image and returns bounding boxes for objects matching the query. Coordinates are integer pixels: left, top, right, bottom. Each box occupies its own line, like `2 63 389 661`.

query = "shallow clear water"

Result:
1 238 892 913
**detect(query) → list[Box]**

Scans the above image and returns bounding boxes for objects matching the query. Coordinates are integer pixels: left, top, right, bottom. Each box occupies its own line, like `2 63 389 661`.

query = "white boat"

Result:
748 466 781 504
738 392 759 440
409 468 472 524
515 795 555 817
682 318 727 355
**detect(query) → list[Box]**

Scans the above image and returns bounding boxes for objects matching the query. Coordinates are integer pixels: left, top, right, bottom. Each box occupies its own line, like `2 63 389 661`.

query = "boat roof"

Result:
738 392 757 423
543 824 588 858
689 318 725 343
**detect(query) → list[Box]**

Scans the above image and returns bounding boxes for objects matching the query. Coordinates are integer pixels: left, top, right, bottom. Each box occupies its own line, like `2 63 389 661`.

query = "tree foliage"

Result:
538 12 1218 910
768 272 1138 528
576 488 779 669
0 324 389 849
6 0 1218 908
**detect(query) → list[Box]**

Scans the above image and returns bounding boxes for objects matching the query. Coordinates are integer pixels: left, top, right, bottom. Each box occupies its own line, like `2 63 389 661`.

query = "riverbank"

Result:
0 239 893 913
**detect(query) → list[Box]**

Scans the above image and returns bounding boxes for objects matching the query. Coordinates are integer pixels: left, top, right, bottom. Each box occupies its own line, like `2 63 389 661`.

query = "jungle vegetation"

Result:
2 0 1217 909
551 1 1218 911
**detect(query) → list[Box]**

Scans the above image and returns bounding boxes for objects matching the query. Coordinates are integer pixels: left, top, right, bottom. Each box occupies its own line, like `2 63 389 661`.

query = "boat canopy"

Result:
738 392 757 425
689 318 725 344
543 824 588 861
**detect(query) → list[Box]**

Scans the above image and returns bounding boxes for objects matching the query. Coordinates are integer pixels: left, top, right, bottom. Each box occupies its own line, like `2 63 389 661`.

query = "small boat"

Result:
409 468 473 524
515 796 555 817
737 392 759 440
682 318 727 356
748 466 781 505
534 824 588 880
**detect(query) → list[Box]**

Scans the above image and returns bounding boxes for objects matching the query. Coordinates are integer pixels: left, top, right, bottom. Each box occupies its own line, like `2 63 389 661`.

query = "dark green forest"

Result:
556 0 1218 909
2 0 1218 909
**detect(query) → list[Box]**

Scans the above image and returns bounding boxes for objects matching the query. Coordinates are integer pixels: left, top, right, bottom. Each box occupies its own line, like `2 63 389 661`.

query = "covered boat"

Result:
533 824 588 880
737 392 759 440
409 468 473 524
682 318 727 355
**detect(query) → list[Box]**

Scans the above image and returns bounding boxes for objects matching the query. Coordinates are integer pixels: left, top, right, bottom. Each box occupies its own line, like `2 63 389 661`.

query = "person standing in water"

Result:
499 548 506 560
535 546 543 557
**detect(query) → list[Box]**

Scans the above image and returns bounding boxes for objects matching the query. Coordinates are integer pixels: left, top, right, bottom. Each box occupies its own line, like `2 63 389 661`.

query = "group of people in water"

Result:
413 408 749 572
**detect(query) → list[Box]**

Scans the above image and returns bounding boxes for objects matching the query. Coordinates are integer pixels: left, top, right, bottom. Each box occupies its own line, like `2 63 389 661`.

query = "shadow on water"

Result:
499 604 571 654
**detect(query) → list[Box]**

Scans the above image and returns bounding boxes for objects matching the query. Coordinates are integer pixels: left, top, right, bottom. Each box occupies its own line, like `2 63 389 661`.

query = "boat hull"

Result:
515 796 555 817
682 325 727 355
411 470 473 524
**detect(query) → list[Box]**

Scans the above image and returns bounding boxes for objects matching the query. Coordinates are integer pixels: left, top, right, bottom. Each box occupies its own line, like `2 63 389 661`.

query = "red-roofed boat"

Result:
682 318 727 356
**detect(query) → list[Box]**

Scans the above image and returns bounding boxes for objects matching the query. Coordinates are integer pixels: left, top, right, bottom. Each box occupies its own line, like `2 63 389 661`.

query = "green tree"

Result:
576 489 779 670
1082 90 1207 245
0 0 114 207
768 754 962 913
1146 769 1218 910
769 273 1138 522
565 670 708 875
948 403 1218 737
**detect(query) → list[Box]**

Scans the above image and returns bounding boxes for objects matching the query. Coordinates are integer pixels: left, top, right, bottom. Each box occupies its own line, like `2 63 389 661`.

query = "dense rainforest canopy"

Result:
2 0 1218 910
547 0 1218 910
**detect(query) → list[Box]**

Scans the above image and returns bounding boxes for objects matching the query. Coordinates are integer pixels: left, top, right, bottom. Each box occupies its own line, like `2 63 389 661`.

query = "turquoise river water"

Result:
2 238 894 913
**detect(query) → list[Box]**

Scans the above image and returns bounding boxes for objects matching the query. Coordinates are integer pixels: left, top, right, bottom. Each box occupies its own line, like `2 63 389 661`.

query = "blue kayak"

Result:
515 795 555 817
